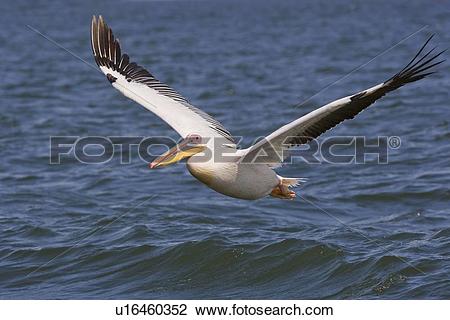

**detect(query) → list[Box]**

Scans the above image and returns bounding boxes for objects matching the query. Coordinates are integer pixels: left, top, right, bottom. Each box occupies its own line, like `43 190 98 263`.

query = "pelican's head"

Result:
149 134 206 169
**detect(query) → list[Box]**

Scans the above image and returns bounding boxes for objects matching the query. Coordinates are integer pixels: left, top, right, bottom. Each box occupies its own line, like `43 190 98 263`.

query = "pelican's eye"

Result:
187 134 202 144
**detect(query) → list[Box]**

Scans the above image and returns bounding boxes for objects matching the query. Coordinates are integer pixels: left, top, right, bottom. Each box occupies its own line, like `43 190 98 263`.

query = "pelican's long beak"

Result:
149 138 206 169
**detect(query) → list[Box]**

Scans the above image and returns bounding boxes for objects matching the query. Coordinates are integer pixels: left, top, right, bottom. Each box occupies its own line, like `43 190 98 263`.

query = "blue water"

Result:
1 0 449 299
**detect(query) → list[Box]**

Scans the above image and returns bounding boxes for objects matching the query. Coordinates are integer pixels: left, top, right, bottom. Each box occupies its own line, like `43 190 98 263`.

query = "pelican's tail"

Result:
270 176 307 200
280 176 308 188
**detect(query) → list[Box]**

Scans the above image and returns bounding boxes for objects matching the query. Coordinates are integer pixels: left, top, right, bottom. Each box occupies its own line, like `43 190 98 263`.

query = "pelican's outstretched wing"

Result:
91 16 234 144
240 36 445 165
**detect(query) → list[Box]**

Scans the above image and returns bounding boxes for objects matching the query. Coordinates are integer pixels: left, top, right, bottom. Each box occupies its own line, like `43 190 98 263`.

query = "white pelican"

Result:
91 16 444 200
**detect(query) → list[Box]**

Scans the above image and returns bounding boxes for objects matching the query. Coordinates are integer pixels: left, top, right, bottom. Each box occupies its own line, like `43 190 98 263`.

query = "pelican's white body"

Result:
187 157 279 200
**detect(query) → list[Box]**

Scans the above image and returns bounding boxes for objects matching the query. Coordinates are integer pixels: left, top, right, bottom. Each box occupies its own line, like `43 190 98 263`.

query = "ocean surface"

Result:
1 0 449 299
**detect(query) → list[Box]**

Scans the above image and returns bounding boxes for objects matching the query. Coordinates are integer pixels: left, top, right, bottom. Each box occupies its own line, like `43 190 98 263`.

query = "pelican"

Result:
91 16 444 200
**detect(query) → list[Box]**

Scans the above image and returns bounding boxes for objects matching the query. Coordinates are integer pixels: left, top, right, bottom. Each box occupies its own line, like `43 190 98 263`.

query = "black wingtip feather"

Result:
90 15 189 103
398 34 434 74
387 36 445 88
